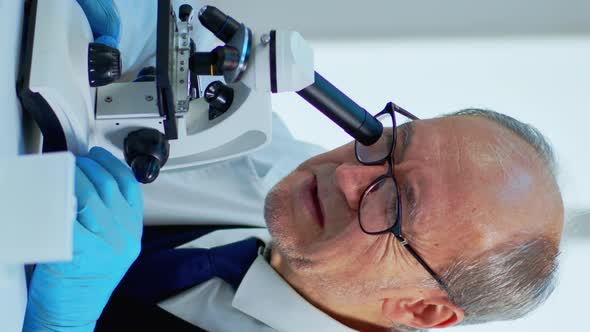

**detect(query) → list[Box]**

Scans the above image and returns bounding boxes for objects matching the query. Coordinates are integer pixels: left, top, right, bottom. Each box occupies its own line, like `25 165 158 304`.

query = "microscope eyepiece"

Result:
198 6 240 43
297 72 383 146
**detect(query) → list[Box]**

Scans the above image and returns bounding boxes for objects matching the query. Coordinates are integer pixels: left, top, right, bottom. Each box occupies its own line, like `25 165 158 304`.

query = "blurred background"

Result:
208 0 590 330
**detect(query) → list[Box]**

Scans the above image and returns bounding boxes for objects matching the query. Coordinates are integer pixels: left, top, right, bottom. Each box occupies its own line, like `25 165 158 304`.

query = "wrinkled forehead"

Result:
403 116 562 249
405 116 541 173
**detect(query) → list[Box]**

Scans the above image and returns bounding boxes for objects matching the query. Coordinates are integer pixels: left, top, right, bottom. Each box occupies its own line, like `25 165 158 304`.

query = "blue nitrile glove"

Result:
76 0 121 49
23 147 143 332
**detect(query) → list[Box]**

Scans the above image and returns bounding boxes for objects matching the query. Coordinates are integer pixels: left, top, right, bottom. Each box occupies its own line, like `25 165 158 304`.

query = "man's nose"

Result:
335 163 386 210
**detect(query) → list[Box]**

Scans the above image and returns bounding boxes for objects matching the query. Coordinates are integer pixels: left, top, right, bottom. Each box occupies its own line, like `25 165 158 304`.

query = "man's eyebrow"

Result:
395 121 417 223
396 121 415 163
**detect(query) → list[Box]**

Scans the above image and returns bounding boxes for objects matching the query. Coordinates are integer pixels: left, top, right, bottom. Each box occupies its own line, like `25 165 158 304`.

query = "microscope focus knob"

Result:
204 81 234 116
124 129 170 184
130 155 160 184
88 42 122 87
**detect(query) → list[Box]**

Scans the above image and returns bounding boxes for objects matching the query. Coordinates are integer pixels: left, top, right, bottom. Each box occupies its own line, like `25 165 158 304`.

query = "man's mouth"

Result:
302 174 325 228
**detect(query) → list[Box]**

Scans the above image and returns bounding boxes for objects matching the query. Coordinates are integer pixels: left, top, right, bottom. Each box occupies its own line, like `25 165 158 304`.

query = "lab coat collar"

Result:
233 255 358 332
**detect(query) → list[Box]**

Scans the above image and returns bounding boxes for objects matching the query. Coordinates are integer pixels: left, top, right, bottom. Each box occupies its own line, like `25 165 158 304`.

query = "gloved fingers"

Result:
77 155 119 207
75 166 103 233
76 0 121 45
73 218 99 255
95 0 121 41
88 147 143 208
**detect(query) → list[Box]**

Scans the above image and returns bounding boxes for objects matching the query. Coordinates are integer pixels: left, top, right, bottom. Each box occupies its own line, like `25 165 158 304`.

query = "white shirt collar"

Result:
233 255 358 332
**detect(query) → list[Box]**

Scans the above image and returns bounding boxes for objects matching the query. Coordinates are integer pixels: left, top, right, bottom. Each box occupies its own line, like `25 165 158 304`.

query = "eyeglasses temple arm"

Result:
395 236 452 296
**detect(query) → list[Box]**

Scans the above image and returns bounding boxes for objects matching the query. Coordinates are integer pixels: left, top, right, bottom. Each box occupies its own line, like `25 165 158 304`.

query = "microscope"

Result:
3 2 387 328
18 0 383 184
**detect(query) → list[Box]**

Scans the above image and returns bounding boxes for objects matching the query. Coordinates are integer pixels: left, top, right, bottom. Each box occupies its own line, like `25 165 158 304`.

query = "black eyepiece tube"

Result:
297 72 383 146
198 6 241 43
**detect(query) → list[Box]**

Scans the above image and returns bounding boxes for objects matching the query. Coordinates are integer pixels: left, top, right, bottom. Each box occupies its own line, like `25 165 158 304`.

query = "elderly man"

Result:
140 106 564 331
258 108 563 331
22 1 563 331
24 109 564 332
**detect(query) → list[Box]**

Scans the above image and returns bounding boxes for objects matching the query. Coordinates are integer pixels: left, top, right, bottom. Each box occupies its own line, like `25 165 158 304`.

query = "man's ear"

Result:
381 296 464 329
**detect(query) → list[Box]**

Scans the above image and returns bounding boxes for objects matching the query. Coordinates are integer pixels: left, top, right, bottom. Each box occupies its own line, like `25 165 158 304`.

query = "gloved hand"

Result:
76 0 121 49
23 147 143 332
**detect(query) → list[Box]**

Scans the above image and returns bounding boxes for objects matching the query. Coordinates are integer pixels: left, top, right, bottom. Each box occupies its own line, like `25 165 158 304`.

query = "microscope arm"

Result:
196 6 383 147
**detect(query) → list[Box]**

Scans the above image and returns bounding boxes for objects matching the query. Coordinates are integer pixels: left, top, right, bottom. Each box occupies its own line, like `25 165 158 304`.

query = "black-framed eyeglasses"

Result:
354 102 450 294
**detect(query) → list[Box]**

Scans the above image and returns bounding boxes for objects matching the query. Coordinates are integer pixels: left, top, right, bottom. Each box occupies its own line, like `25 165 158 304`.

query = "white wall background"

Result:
271 37 590 331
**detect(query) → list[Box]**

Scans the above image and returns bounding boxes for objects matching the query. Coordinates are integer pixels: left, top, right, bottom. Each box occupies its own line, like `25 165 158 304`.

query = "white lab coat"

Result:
115 1 356 331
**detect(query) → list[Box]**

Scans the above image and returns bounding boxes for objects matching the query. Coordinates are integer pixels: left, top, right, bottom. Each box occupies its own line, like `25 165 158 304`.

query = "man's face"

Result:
265 116 563 305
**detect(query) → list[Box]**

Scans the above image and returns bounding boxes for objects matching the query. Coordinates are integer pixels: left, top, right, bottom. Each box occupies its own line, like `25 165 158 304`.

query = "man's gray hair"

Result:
393 109 561 331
